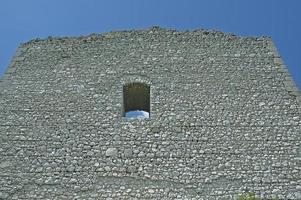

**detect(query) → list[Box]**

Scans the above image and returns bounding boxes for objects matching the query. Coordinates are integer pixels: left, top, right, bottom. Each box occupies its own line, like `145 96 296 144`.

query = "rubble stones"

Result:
105 147 118 157
0 27 300 199
124 149 133 157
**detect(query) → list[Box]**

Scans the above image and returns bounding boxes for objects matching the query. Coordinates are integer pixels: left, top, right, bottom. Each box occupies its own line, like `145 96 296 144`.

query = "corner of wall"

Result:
267 38 301 113
2 44 28 79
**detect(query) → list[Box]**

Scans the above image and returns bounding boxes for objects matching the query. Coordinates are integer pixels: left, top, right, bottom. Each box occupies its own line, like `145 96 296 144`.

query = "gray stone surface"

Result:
0 26 300 199
106 147 118 157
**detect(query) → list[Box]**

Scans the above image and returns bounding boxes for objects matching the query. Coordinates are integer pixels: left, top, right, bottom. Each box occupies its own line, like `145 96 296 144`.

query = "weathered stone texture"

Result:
0 27 300 199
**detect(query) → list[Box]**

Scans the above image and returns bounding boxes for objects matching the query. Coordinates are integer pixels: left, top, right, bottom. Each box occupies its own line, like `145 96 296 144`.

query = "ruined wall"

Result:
0 27 300 199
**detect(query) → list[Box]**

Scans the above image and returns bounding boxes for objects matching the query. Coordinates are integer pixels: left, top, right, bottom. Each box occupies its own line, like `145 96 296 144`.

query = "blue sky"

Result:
0 0 300 90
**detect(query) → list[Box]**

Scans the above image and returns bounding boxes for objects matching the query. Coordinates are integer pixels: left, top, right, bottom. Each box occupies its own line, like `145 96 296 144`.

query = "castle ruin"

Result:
0 27 300 199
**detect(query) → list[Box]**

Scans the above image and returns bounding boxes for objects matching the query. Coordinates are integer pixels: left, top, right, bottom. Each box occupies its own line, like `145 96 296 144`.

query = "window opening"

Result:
123 82 150 119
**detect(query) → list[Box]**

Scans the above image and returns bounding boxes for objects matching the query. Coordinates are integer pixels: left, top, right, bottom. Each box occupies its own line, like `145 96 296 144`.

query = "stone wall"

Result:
0 27 300 199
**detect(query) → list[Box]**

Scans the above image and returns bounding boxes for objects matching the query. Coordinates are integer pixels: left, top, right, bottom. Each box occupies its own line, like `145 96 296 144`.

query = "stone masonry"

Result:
0 26 300 199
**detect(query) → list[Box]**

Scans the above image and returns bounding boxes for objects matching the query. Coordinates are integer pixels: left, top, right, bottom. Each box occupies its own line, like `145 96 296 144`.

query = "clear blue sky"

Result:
0 0 300 90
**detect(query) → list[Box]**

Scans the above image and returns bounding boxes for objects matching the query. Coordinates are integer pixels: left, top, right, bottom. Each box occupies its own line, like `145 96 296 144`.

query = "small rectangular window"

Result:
123 83 150 119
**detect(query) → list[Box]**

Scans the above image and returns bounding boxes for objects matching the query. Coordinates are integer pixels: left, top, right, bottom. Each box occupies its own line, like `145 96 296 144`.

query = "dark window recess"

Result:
123 83 150 118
